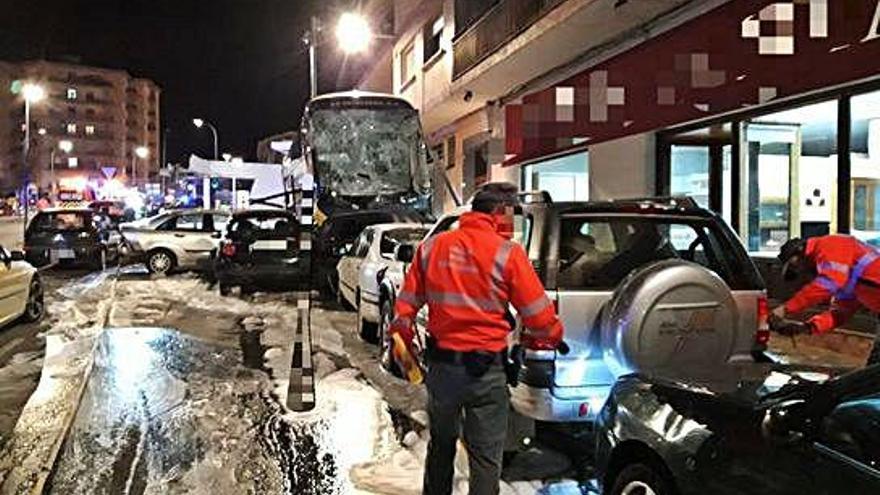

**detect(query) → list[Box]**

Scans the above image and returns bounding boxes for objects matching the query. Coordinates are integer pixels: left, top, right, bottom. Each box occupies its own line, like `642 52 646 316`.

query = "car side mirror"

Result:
211 231 222 239
762 400 808 446
395 244 415 263
9 250 25 262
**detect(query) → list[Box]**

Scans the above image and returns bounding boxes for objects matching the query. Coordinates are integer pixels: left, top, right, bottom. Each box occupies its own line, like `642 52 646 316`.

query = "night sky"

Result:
0 0 370 163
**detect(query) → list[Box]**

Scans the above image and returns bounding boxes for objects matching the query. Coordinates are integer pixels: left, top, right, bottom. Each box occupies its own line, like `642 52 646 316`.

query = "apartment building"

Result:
358 0 880 259
0 60 161 192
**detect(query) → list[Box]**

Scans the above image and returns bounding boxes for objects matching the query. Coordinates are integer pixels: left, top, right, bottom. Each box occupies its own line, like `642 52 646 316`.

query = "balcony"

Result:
452 0 565 80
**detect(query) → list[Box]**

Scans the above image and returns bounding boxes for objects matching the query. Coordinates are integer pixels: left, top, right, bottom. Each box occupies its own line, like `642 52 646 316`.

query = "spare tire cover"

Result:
600 259 738 378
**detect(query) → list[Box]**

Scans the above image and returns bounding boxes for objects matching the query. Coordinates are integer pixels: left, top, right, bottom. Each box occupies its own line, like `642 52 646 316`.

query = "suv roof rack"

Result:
613 196 700 210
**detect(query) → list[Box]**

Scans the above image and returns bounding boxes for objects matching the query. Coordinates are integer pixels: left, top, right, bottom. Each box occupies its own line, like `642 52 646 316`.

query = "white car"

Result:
0 245 45 328
336 223 429 341
120 209 230 274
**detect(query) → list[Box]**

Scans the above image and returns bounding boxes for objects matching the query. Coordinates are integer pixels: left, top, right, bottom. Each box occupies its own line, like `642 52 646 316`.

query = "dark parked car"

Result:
214 210 307 295
88 200 134 228
24 208 119 268
312 208 425 294
596 363 880 495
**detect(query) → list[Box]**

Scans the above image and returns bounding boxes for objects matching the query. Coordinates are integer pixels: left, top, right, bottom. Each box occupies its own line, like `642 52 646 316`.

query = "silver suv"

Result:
378 196 769 423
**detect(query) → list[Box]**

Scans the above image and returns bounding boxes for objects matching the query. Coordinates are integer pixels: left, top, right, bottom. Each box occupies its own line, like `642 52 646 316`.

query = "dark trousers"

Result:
423 360 509 495
869 330 880 367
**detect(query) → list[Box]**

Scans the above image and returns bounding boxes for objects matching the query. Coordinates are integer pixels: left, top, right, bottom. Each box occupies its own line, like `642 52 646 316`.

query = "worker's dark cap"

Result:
472 182 520 213
778 238 807 264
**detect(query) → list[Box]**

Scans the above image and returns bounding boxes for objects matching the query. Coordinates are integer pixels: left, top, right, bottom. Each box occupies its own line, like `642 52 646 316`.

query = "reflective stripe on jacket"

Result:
394 211 562 352
784 235 880 333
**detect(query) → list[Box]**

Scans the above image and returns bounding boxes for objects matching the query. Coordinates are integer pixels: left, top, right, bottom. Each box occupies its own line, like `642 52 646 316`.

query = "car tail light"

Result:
221 242 236 258
578 403 589 417
756 296 770 346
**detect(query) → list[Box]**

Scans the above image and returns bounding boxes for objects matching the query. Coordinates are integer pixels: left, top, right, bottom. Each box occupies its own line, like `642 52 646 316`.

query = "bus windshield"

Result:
309 105 431 197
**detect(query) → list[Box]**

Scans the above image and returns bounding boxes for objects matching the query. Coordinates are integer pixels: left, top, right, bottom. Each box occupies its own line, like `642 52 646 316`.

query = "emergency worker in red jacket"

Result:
774 235 880 366
390 182 563 495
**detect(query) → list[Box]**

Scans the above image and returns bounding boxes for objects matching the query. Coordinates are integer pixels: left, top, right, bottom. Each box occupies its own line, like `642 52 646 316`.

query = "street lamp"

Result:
49 140 74 197
336 12 372 54
305 12 376 98
20 83 45 237
131 145 149 186
193 118 219 160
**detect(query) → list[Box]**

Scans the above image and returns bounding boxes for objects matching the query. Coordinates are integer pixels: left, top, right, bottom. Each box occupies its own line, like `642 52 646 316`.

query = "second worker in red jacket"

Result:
390 182 563 495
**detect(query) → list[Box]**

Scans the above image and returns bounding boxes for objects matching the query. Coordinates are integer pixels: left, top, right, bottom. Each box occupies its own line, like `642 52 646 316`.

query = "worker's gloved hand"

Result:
388 317 415 345
770 317 813 337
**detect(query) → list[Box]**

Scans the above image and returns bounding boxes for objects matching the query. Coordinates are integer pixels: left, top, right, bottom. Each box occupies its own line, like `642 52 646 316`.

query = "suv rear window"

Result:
30 212 92 231
557 215 761 290
230 215 298 240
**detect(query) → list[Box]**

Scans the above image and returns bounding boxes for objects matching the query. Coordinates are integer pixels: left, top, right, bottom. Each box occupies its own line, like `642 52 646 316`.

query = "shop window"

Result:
850 89 880 246
664 124 733 225
745 100 838 254
523 152 589 202
670 146 709 208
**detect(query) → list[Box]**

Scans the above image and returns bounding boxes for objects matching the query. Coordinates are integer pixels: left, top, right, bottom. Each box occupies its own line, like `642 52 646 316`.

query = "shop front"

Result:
504 0 880 256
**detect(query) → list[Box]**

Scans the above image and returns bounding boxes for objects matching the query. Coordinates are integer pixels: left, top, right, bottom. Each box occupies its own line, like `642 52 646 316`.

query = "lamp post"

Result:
305 12 375 98
131 146 149 186
192 118 219 160
49 140 74 198
20 83 45 238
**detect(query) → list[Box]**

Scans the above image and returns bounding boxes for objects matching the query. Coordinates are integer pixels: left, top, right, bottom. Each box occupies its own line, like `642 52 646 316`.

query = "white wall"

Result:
588 133 655 200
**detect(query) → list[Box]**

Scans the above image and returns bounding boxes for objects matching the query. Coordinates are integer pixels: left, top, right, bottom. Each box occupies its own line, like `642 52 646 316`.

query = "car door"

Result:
0 246 28 325
168 212 215 265
338 230 369 306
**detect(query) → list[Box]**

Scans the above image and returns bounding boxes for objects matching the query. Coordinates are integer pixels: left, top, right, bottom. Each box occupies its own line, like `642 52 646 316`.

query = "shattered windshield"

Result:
310 107 431 197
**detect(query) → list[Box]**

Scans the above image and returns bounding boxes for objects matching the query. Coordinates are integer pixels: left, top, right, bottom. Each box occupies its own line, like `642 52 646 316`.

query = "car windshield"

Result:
31 212 91 231
557 215 762 290
310 107 430 197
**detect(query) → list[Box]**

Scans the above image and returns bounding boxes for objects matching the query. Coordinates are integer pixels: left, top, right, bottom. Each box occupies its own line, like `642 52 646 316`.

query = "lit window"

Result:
400 41 416 86
67 88 77 100
66 123 77 135
423 16 444 62
85 125 95 135
68 157 78 168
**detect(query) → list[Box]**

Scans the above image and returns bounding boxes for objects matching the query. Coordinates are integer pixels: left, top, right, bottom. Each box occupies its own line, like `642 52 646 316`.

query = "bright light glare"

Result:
135 146 149 159
336 12 372 54
192 118 204 128
59 176 88 190
222 153 232 162
58 140 73 153
22 83 46 102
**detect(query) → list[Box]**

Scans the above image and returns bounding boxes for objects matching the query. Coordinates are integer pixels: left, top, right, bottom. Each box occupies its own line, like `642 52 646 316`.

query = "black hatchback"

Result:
596 363 880 495
214 210 307 295
24 208 118 268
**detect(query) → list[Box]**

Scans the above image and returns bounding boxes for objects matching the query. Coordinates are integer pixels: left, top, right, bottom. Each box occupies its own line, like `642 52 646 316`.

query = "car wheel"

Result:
610 463 672 495
379 298 402 377
357 291 379 343
22 276 45 323
147 249 175 274
219 282 231 296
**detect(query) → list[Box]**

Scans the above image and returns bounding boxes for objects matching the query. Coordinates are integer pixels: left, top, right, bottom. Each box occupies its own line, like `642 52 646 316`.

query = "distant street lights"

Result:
131 146 149 186
305 12 379 98
20 83 45 236
193 118 219 159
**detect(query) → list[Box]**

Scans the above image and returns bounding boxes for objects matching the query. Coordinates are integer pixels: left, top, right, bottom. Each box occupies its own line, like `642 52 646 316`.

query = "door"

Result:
169 213 215 263
0 247 29 325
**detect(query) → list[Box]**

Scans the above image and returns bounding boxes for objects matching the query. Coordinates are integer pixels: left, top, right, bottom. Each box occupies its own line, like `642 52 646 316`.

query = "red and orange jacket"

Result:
394 211 562 353
784 235 880 333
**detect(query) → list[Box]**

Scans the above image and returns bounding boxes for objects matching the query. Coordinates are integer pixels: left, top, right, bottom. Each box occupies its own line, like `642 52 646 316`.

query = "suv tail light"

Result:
221 242 236 258
756 296 770 346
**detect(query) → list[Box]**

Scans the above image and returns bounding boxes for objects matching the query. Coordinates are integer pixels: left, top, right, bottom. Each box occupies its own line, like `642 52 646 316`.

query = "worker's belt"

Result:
426 340 505 378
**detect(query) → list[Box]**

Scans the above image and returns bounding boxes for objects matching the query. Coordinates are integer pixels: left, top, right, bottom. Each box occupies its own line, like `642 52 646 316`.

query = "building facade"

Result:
0 60 161 193
357 0 880 258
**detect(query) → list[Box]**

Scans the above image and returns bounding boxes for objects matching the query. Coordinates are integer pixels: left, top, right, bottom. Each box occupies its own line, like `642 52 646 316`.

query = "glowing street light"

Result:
336 12 372 54
131 145 150 186
135 146 150 159
19 82 45 237
192 118 219 159
50 140 74 195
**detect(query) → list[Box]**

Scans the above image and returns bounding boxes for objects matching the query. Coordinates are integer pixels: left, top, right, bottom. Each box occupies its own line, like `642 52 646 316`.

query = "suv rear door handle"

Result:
173 233 185 238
